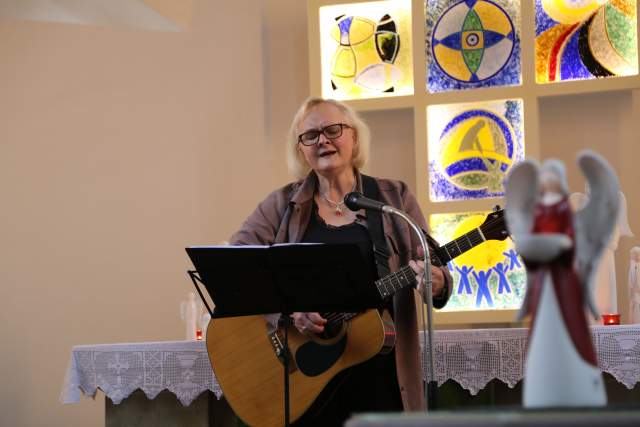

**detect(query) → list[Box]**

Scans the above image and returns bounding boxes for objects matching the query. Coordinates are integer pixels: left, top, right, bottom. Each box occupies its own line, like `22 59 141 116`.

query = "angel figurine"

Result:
629 247 640 324
505 150 620 408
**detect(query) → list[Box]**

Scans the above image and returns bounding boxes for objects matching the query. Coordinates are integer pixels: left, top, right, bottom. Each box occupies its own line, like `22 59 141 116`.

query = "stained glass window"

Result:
430 211 526 311
535 0 638 83
319 0 413 100
425 0 521 92
427 99 525 202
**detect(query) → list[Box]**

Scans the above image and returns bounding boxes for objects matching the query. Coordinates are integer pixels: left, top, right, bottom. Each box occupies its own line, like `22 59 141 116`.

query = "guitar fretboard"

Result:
375 265 416 299
320 312 359 330
375 226 489 300
334 210 505 313
434 228 485 265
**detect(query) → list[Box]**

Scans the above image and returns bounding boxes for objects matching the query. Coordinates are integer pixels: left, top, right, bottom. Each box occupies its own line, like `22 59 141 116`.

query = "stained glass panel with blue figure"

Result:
430 211 526 311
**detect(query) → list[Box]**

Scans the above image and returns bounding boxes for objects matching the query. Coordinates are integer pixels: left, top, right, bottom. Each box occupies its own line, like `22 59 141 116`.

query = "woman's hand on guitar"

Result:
409 245 445 299
292 312 327 335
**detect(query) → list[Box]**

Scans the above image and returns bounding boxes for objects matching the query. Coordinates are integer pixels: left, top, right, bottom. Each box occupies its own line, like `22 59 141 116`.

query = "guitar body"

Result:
206 309 385 427
201 208 509 426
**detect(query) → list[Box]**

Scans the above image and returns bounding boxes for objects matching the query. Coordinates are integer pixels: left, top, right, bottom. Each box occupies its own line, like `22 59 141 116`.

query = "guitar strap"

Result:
361 175 391 279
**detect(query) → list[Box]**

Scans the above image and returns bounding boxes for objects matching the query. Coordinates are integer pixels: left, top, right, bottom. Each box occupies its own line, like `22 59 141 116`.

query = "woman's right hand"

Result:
292 312 327 335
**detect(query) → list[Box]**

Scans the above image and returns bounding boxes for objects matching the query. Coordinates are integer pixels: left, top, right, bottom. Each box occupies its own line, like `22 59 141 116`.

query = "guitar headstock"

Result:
480 208 510 241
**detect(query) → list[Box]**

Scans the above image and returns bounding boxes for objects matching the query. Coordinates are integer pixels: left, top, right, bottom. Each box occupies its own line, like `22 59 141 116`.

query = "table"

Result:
60 325 640 406
421 324 640 395
60 340 221 406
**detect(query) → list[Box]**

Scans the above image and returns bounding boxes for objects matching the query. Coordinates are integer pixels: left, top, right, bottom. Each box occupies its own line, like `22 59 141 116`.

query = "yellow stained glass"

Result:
319 0 413 100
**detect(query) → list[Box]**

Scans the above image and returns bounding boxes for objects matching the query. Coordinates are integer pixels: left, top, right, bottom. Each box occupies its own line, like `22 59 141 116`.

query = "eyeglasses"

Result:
297 123 352 146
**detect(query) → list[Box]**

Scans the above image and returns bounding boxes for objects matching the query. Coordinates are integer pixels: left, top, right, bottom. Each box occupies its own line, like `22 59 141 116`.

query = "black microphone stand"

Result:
381 205 437 410
345 193 437 410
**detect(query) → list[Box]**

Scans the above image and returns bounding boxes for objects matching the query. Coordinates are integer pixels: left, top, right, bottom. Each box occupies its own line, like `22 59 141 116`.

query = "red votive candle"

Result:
196 329 203 340
602 313 620 326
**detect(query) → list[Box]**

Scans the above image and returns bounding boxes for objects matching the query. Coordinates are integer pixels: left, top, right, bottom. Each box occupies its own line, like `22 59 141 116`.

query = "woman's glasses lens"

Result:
298 124 346 146
300 131 320 144
323 124 343 138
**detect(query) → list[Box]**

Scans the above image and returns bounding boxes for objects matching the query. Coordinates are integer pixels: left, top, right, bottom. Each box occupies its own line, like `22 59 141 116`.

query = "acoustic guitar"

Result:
206 209 508 427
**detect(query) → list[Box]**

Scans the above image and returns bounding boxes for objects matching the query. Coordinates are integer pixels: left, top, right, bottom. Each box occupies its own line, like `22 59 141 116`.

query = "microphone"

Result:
344 192 389 213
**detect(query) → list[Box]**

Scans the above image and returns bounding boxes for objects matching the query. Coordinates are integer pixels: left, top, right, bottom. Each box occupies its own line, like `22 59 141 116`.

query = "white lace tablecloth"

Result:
421 324 640 395
60 340 221 406
60 325 640 406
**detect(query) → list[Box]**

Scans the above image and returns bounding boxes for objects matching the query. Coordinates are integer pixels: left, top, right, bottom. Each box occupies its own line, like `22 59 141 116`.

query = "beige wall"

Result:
539 90 640 324
0 1 307 426
1 1 639 426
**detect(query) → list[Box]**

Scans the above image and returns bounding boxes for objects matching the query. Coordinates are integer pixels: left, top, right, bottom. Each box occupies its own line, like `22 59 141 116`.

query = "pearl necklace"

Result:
320 181 356 216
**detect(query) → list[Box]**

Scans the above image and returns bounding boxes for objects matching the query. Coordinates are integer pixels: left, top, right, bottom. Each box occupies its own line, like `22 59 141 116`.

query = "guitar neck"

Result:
434 228 486 265
375 265 417 299
375 227 487 299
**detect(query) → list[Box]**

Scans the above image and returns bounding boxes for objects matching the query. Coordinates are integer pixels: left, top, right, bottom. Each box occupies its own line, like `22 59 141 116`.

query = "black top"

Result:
294 203 403 426
302 203 375 269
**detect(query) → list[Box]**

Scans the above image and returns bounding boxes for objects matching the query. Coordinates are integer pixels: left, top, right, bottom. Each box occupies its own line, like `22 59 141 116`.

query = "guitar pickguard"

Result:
295 334 348 377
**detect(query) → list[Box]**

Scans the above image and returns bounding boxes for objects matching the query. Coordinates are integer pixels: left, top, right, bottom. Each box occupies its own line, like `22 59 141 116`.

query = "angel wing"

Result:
504 160 539 320
569 192 588 212
573 150 620 318
505 159 539 241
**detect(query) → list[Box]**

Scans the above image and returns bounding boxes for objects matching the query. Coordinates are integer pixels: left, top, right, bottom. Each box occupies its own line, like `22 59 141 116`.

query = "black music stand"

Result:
186 243 382 427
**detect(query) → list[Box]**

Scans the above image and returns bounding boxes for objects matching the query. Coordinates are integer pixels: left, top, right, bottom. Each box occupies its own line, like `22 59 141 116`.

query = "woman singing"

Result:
230 97 452 425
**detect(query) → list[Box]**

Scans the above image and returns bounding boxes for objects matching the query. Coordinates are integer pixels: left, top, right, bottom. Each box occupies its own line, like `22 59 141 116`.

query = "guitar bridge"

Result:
269 330 297 373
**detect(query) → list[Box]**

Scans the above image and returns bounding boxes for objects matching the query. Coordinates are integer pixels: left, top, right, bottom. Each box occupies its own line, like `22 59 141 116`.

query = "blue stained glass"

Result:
445 158 491 175
483 30 507 47
559 25 592 80
438 33 462 50
534 0 638 83
429 211 527 312
534 0 557 36
338 16 353 40
426 0 521 92
428 99 525 202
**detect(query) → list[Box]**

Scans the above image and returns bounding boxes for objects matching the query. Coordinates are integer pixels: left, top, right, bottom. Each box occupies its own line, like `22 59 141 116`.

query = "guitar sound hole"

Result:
318 320 344 340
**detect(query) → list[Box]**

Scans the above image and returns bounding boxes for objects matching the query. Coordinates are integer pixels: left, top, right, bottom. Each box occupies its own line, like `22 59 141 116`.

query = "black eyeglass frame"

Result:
297 123 352 146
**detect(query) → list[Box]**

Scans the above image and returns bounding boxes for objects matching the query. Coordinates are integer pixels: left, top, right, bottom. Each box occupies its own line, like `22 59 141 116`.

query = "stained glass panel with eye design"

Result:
426 0 522 92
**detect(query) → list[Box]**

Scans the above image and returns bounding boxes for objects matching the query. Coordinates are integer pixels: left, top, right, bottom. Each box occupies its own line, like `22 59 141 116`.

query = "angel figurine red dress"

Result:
505 151 620 408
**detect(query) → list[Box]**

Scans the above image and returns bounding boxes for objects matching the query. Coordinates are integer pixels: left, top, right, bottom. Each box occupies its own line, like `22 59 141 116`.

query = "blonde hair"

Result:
286 97 371 179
